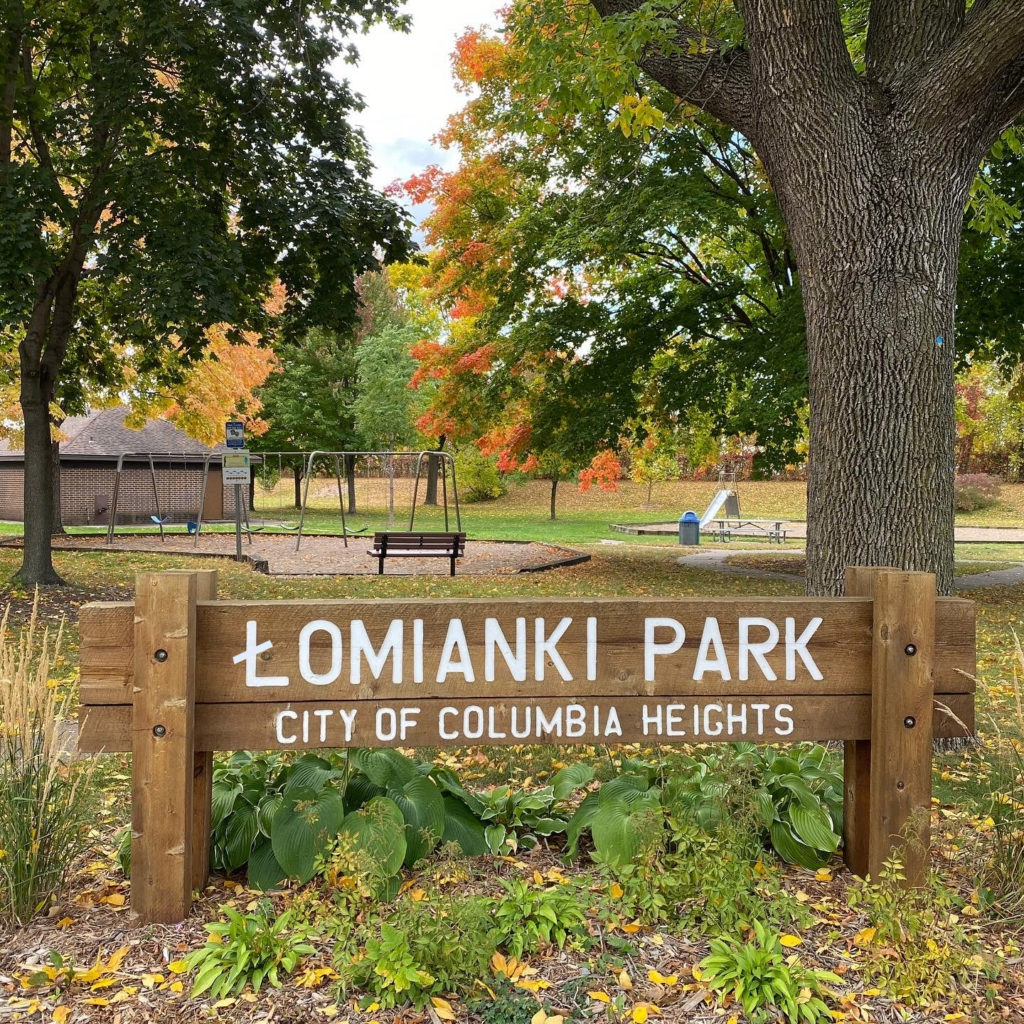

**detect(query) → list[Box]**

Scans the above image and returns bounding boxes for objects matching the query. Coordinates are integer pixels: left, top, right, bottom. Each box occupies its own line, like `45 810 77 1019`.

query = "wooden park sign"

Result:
78 567 976 923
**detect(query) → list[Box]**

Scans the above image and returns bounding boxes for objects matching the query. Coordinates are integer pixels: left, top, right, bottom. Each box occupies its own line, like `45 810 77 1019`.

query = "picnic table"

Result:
706 518 789 543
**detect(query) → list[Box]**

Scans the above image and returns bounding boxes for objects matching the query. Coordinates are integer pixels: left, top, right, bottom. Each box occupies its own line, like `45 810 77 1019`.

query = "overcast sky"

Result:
341 0 502 203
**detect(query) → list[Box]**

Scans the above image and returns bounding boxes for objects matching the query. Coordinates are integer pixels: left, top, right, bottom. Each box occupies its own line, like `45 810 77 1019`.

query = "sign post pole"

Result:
131 572 200 923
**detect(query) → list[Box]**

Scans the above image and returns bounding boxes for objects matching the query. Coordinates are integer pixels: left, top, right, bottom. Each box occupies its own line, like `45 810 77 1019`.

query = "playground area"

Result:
51 531 589 576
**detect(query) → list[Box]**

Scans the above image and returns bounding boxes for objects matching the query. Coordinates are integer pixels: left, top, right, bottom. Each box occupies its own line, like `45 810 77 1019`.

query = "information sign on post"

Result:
225 421 245 448
221 451 251 484
221 452 251 560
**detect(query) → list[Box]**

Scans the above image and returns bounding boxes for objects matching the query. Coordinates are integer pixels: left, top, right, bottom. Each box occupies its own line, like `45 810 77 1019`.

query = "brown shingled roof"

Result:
0 407 225 459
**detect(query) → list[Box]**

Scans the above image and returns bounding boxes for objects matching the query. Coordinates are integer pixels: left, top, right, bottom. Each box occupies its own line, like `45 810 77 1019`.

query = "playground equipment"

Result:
698 472 790 543
106 452 216 544
294 450 461 550
699 471 740 527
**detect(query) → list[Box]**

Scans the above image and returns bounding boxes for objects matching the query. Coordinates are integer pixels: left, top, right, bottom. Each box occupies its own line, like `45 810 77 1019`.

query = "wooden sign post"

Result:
78 568 975 923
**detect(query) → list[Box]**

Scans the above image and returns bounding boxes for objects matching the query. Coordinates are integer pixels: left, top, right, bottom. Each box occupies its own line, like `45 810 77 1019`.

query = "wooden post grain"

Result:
132 572 200 923
191 571 218 892
842 566 894 877
868 569 936 883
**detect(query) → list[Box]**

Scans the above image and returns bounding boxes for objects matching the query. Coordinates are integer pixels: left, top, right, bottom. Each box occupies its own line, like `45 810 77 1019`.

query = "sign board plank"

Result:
78 692 976 753
79 596 976 706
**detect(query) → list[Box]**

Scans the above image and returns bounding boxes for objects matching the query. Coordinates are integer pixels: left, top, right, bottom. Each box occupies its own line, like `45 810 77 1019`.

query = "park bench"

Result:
369 531 467 576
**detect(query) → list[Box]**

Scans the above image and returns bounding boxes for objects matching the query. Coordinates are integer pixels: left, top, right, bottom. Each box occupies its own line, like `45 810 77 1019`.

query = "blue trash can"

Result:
679 510 700 546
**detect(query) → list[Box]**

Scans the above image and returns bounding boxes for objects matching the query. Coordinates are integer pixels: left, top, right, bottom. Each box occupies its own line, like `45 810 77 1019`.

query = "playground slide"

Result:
700 489 733 527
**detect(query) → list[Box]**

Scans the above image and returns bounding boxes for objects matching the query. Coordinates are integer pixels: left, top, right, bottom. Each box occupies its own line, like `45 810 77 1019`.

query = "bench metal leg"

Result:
450 553 456 576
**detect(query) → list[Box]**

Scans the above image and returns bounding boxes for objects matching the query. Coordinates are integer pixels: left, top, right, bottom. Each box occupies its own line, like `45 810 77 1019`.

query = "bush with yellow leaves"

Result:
0 602 95 925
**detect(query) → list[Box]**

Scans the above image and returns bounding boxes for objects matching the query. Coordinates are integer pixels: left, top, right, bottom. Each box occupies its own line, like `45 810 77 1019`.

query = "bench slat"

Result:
369 532 466 576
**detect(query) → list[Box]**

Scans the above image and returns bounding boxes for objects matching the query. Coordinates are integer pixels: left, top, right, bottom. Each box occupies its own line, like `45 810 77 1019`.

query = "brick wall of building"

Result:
0 464 24 521
0 461 249 525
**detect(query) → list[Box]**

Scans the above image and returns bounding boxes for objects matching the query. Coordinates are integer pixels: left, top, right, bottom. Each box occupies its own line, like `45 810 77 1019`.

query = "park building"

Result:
0 406 249 526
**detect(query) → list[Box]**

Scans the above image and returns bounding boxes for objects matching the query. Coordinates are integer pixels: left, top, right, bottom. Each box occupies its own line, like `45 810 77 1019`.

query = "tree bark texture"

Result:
589 0 1024 595
345 454 357 514
50 439 65 536
549 477 558 521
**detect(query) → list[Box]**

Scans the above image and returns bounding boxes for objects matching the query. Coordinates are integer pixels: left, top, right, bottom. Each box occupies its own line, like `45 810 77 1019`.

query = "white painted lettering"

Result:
484 618 526 681
774 704 794 736
703 703 724 736
666 703 687 737
604 706 622 737
463 705 484 739
376 707 398 741
351 619 403 684
437 619 475 682
413 619 424 683
235 620 290 687
642 703 662 736
535 618 573 681
400 706 420 740
438 706 458 740
751 702 770 734
510 706 532 738
586 617 598 681
337 707 357 743
786 617 823 680
727 703 747 735
298 620 342 685
275 709 298 744
645 618 685 681
566 704 586 737
738 617 779 681
536 706 563 737
487 706 507 739
694 617 731 680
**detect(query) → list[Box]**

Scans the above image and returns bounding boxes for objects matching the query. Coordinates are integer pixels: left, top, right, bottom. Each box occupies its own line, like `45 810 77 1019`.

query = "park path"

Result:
618 521 1024 544
675 548 1024 591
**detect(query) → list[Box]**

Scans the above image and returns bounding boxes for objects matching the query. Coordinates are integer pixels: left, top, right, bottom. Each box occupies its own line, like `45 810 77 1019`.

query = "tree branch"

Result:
865 0 963 88
735 0 857 115
589 0 755 136
909 0 1024 151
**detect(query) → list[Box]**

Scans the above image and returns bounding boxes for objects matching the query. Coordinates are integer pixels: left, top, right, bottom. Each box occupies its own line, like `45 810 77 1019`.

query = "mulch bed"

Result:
43 533 590 577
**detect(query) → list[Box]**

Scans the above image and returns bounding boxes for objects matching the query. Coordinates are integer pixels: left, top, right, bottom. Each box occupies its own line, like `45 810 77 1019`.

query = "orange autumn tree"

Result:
128 324 277 445
398 29 626 519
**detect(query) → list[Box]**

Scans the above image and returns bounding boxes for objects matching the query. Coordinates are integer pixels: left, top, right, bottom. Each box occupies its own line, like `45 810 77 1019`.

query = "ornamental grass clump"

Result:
0 601 95 925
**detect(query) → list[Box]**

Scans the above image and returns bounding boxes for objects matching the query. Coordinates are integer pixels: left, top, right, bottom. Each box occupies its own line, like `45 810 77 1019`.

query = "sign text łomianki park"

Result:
78 568 975 923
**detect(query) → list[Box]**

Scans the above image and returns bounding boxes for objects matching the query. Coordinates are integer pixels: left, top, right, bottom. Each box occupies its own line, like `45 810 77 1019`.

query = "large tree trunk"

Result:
549 476 558 521
293 464 303 509
50 437 65 536
756 99 972 596
344 454 357 513
20 377 61 584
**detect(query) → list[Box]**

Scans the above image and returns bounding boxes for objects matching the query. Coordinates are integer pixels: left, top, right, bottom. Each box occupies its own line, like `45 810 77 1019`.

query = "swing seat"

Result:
187 521 198 534
150 515 169 526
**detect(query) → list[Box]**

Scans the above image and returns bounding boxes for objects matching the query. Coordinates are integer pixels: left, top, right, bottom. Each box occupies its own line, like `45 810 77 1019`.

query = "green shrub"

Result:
493 877 590 957
568 745 843 871
208 748 487 889
0 607 95 925
699 920 841 1024
972 634 1024 919
434 762 593 855
185 901 315 999
455 445 505 502
598 804 811 935
847 851 985 1005
337 895 499 1009
954 473 1002 512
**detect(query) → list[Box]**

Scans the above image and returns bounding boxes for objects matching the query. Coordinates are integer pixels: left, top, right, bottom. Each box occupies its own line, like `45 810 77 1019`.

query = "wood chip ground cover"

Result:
0 541 1022 1022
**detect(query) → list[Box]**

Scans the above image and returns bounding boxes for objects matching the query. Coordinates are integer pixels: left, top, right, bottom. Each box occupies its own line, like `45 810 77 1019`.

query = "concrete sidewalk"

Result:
615 520 1024 544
